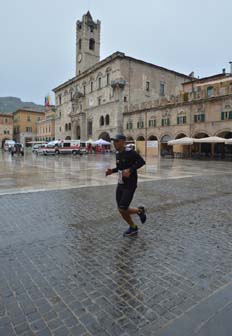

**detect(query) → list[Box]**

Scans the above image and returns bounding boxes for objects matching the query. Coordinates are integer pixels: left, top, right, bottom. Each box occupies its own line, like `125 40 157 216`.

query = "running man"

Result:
106 134 147 237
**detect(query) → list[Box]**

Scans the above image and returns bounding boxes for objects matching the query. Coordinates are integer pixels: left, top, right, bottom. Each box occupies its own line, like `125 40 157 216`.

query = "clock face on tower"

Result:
89 97 94 106
78 53 82 63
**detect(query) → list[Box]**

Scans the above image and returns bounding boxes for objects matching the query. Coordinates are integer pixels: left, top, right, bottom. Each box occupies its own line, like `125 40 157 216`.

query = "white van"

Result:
41 140 81 155
57 140 81 155
4 140 15 151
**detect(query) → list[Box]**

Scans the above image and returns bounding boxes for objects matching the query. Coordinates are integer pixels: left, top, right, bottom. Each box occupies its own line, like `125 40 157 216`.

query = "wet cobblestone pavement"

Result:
1 154 232 335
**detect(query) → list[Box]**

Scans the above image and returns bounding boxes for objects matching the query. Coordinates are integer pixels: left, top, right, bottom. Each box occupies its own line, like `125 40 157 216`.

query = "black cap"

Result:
111 134 126 141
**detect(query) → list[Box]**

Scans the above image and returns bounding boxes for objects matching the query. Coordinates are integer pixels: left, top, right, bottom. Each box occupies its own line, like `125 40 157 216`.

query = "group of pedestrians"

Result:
10 144 24 156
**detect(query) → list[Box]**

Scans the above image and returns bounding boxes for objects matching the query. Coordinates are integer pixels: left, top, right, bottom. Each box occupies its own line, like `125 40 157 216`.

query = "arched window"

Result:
100 116 104 126
105 115 110 125
107 73 110 86
89 38 95 51
137 136 145 141
69 123 71 131
148 135 158 141
79 39 82 50
65 123 68 131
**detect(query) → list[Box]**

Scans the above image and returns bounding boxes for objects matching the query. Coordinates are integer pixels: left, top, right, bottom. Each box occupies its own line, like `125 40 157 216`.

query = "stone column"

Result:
72 120 78 139
79 113 87 140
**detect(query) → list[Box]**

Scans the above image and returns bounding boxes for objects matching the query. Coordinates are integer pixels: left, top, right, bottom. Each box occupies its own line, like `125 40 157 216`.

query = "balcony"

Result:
111 79 126 89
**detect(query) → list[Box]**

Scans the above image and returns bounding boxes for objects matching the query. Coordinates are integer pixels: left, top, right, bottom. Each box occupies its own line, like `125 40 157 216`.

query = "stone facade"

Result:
36 106 56 142
13 109 45 146
53 12 232 157
53 12 190 142
76 11 101 76
0 114 13 148
124 73 232 156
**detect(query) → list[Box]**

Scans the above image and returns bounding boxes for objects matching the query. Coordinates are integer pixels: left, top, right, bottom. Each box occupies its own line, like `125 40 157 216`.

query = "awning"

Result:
168 137 194 146
94 138 111 145
225 138 232 145
193 136 226 143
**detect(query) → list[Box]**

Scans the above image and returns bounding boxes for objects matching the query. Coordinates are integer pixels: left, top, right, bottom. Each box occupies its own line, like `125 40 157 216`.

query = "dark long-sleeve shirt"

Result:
112 148 145 186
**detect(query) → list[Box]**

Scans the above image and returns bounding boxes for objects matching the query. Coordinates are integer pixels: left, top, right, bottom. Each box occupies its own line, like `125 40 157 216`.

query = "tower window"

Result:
98 77 102 89
89 38 95 51
91 81 93 92
107 73 110 85
79 39 82 50
90 26 94 33
160 82 165 96
146 81 150 92
105 115 110 125
100 116 104 126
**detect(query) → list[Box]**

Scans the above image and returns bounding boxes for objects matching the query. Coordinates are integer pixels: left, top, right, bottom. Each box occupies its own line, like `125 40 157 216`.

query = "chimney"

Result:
229 62 232 74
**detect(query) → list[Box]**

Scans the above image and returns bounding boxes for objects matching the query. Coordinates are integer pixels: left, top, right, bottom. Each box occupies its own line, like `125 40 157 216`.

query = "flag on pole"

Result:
45 95 51 107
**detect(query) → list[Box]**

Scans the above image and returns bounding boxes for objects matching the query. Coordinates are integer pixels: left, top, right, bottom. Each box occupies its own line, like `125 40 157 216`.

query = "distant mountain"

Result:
0 97 45 114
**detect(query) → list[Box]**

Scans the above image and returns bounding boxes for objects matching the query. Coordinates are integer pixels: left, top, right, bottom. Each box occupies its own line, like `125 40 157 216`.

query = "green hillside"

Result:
0 97 45 114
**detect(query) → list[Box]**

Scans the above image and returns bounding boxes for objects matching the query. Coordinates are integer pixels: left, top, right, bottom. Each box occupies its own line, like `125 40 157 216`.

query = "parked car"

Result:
42 141 61 155
32 144 47 153
35 144 47 155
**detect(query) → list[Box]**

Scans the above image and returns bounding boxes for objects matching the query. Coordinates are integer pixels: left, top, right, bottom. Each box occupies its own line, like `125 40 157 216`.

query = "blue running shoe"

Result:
138 206 146 224
123 226 138 237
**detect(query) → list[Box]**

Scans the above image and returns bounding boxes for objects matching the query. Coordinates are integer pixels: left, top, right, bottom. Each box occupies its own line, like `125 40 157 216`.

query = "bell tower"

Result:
76 11 101 76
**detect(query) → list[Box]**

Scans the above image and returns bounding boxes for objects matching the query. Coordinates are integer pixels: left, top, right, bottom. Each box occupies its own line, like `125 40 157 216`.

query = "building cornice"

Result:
0 113 13 117
53 52 191 93
13 109 45 115
53 52 125 92
123 94 232 116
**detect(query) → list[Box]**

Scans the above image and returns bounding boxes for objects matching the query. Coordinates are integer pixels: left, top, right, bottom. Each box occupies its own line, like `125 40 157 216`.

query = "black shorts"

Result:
116 184 137 210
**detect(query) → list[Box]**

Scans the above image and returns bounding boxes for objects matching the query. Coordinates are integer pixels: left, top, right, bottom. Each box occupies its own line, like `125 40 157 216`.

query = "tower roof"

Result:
85 11 92 20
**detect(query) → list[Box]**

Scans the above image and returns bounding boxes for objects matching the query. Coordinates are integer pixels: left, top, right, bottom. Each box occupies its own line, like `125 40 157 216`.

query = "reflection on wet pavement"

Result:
1 150 232 335
0 150 232 195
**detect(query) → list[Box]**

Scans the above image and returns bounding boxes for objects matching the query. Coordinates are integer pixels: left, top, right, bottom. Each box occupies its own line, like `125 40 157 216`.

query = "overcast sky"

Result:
0 0 232 104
